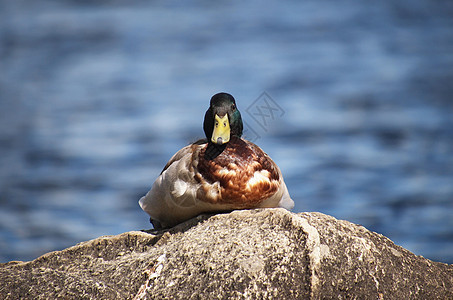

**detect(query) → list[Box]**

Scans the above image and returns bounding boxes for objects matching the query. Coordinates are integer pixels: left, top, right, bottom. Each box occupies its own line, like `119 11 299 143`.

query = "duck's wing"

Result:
139 143 224 228
159 139 208 174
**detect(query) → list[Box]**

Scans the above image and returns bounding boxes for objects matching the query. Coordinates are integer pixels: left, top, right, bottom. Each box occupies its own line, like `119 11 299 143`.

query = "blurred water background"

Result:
1 0 453 264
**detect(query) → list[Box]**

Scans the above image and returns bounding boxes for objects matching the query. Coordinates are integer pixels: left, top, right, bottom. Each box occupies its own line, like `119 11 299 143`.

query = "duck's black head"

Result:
203 92 243 145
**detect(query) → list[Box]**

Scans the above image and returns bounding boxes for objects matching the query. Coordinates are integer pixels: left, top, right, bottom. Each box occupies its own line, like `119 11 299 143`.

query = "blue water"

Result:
1 0 453 264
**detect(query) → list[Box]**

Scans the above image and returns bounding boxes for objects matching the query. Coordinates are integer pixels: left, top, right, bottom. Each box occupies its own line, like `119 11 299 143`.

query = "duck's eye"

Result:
231 104 236 111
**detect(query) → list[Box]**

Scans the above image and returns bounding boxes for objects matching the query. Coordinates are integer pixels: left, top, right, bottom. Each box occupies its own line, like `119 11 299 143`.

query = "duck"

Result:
139 92 294 229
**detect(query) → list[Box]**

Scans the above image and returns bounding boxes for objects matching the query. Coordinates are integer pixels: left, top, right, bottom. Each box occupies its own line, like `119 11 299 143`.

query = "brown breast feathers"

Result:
195 137 280 206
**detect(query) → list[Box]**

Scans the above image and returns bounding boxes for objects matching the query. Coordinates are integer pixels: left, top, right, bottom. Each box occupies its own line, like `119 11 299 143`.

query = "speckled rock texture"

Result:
1 209 452 299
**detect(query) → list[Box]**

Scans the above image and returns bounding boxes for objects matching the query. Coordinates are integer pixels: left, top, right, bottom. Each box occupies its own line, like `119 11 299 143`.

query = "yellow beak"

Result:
211 114 230 145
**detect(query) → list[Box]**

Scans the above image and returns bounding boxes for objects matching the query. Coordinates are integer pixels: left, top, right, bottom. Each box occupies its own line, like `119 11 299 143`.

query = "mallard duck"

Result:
139 92 294 228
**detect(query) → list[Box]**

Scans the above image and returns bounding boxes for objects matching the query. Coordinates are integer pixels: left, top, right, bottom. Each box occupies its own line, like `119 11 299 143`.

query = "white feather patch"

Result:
246 170 271 189
172 179 188 197
218 167 237 177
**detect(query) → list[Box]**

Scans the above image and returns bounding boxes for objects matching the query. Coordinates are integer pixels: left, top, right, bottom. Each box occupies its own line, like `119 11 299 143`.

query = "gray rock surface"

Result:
1 209 452 299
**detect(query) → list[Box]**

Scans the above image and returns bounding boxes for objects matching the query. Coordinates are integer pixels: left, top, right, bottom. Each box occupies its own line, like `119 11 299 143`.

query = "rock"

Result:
0 209 452 299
